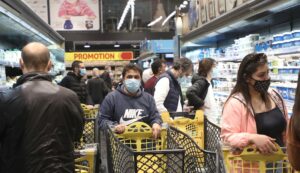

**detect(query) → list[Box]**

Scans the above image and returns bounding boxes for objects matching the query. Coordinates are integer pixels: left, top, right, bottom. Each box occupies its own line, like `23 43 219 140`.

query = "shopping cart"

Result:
168 126 219 173
106 122 185 173
219 143 298 173
81 104 98 118
161 110 205 149
204 116 221 152
75 118 96 150
75 144 98 173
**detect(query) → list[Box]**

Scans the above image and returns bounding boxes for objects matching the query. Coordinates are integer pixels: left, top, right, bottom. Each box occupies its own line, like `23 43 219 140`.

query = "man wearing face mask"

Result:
99 63 162 138
154 57 193 114
60 60 88 103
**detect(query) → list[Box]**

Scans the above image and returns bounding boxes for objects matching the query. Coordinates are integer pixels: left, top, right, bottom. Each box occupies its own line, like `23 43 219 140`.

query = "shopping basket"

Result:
168 126 219 173
106 122 185 173
75 144 98 173
219 143 296 173
161 110 205 149
75 118 96 150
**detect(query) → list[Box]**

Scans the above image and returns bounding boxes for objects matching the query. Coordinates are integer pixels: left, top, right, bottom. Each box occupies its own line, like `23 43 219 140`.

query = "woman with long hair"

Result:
221 53 288 154
186 58 219 124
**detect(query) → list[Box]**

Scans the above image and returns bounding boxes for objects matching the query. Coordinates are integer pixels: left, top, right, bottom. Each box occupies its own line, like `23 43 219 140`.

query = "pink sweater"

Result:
221 88 288 148
58 0 96 17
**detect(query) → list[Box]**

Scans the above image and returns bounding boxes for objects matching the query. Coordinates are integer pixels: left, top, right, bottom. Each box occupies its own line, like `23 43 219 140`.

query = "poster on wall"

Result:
199 0 207 24
208 0 216 20
218 0 226 14
22 0 48 23
49 0 100 31
188 0 199 30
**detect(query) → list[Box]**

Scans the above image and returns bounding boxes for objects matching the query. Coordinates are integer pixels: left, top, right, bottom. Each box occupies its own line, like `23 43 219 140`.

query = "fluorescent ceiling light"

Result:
147 16 163 27
84 44 90 48
114 44 120 48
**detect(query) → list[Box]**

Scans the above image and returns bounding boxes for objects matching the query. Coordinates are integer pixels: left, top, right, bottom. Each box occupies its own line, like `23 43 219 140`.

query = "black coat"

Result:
0 73 84 173
86 77 110 105
186 74 210 110
60 72 87 104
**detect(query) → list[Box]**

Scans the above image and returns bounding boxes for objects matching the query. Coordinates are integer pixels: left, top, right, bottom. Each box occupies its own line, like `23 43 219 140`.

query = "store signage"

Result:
65 52 134 62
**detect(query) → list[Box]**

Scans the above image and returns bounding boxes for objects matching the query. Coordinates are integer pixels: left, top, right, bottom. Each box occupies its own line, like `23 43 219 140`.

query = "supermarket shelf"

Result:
214 91 230 97
0 0 64 45
271 84 297 89
269 66 300 69
0 60 19 68
270 75 298 81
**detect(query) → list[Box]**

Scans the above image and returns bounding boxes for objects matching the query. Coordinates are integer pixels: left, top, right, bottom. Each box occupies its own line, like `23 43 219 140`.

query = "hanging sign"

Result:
65 52 134 62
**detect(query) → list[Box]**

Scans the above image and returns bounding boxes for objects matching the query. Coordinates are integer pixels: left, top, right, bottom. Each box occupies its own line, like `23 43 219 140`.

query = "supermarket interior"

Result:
1 0 300 172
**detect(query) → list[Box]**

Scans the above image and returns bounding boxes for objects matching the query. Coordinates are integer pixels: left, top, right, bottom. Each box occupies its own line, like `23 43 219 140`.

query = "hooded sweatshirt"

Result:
99 84 162 129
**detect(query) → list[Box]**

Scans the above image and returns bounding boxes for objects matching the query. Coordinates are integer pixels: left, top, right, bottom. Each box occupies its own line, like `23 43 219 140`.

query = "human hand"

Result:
86 105 94 109
152 123 161 139
114 124 126 134
249 134 277 155
183 105 194 112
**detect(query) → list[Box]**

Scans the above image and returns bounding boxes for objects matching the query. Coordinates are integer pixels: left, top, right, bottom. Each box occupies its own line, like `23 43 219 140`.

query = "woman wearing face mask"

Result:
186 58 220 124
221 53 288 157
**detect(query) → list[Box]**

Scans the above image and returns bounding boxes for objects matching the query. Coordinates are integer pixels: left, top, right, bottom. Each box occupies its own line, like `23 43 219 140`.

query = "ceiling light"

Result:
84 43 90 48
114 44 120 48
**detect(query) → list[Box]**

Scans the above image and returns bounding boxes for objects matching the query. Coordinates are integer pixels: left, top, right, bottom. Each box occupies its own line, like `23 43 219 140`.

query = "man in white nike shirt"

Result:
99 64 162 139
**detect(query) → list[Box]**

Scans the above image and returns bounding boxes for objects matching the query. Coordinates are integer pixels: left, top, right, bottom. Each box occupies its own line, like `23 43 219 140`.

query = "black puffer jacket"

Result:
186 74 210 110
0 73 84 173
60 72 87 103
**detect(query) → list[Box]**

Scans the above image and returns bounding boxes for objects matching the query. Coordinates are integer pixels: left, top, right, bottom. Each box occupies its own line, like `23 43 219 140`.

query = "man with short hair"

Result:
87 68 110 105
99 63 162 138
154 57 193 113
144 59 166 96
60 60 88 103
0 42 84 172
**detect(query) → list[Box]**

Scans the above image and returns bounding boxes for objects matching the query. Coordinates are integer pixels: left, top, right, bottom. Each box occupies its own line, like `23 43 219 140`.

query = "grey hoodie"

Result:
99 84 162 129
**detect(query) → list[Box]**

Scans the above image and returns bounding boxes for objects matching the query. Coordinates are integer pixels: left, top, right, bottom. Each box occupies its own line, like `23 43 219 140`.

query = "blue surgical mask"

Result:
124 79 141 94
80 68 87 76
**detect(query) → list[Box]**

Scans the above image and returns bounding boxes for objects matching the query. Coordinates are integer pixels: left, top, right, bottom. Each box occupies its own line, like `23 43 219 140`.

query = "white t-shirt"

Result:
154 77 182 114
142 68 153 83
204 82 220 125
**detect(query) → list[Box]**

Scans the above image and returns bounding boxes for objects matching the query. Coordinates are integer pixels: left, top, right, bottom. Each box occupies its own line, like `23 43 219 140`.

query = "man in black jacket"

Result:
60 60 88 103
87 68 110 105
0 42 84 173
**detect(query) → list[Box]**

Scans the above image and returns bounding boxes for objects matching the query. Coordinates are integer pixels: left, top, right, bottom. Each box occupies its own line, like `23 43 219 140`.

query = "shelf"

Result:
0 60 19 68
181 0 299 44
0 0 64 47
269 66 300 69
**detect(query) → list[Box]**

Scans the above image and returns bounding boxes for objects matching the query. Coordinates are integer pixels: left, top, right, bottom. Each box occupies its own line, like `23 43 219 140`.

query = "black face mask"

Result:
252 78 271 93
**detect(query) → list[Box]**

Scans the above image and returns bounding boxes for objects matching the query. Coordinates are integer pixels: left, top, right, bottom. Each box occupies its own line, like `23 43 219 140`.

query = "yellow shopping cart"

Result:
107 122 185 173
75 144 98 173
161 110 205 148
220 144 298 173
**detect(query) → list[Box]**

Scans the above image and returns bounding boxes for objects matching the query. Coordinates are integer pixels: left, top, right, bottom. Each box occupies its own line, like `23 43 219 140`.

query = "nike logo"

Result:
119 115 144 126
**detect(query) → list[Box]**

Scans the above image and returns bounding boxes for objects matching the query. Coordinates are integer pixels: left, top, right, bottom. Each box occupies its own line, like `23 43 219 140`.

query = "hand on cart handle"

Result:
249 134 278 155
152 123 161 139
114 124 126 134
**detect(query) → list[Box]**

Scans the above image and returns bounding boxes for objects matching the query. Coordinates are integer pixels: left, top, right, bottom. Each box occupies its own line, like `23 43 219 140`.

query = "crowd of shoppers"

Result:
1 42 300 171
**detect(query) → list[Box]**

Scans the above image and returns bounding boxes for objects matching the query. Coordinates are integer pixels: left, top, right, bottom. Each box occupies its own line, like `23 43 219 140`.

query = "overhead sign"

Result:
65 52 134 62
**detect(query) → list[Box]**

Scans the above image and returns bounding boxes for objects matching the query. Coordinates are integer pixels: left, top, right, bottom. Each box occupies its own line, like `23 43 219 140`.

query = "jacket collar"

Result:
14 72 53 88
232 88 286 117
